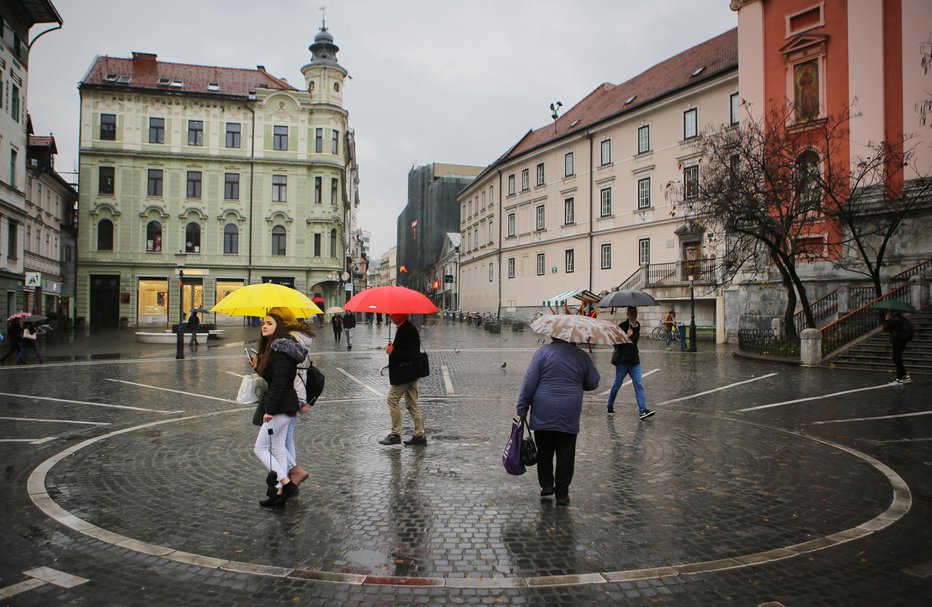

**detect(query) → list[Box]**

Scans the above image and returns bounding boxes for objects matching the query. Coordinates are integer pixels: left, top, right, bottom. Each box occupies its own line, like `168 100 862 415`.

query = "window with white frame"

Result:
488 263 493 282
730 92 740 125
536 253 545 276
536 162 545 186
600 187 612 216
508 174 515 195
637 177 651 209
639 238 650 265
521 168 529 191
564 197 575 224
600 139 611 165
489 185 494 206
481 191 486 209
565 249 575 273
507 212 516 237
683 108 698 139
600 243 611 269
508 257 515 279
564 152 574 176
684 165 699 199
637 125 650 154
488 221 494 243
272 175 287 202
535 204 545 230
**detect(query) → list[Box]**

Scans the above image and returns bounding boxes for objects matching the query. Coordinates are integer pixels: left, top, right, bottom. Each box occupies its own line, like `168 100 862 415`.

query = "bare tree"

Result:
669 104 827 334
817 129 932 298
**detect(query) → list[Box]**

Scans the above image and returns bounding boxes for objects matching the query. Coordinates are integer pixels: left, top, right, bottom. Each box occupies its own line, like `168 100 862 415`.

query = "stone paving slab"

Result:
1 321 930 605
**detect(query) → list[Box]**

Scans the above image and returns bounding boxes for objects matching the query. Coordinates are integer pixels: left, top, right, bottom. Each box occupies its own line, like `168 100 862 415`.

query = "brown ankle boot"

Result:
288 466 309 485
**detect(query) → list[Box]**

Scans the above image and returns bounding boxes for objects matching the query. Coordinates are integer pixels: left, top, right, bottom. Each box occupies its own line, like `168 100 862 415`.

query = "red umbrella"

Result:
343 286 439 341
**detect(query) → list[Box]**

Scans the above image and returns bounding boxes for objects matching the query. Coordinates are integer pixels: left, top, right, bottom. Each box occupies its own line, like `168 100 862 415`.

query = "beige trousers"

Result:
387 380 424 437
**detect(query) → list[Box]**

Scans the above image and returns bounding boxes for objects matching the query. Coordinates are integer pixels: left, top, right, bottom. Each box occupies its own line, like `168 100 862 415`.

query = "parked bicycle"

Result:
650 322 679 341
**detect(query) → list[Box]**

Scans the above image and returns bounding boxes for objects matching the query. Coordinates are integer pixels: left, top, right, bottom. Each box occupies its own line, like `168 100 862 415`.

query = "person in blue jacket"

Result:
516 337 600 505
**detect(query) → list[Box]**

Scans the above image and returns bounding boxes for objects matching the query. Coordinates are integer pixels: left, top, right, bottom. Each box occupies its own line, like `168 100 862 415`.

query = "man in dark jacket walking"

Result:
187 311 200 346
883 311 912 384
1 319 22 365
343 312 356 350
378 314 426 446
607 306 654 419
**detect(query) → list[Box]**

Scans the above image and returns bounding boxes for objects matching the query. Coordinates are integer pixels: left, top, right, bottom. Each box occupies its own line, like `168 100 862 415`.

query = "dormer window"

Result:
157 77 171 86
104 73 119 82
169 80 184 88
207 82 220 91
117 75 131 83
691 66 706 77
624 95 637 105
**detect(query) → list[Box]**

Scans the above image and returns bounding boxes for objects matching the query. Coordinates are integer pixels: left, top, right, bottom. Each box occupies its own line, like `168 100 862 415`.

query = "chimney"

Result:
132 52 158 62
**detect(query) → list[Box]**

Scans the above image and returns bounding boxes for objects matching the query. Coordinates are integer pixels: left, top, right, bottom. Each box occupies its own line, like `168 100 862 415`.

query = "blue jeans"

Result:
664 327 674 347
607 363 646 413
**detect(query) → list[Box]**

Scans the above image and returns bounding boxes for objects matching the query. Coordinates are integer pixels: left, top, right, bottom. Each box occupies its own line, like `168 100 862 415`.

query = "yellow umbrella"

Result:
210 283 323 318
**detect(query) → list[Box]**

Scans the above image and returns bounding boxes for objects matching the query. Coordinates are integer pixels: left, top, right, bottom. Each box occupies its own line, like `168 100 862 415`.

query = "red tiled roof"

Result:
504 28 737 161
80 53 296 97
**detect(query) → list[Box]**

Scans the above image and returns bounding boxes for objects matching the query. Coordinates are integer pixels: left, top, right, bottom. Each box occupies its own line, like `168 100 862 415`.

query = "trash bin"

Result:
678 323 688 351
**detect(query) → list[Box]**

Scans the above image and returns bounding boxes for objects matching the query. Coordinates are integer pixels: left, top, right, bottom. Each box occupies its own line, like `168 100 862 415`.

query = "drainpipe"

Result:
587 131 594 293
246 100 256 286
496 170 503 320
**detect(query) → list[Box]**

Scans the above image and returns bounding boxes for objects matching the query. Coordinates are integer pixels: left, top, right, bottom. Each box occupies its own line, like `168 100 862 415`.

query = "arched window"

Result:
185 222 201 253
796 150 820 205
97 219 113 250
330 229 337 258
271 225 286 256
146 221 162 252
223 223 239 255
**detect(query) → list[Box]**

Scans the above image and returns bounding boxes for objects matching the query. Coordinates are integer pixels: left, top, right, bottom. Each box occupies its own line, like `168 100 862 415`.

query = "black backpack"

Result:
901 316 915 342
299 362 326 406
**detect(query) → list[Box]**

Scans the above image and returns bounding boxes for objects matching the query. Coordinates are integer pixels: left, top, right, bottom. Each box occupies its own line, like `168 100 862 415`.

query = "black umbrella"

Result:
597 290 661 308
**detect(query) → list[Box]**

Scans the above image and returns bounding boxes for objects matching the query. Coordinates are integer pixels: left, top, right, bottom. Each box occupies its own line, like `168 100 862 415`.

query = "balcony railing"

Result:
892 258 932 283
643 259 717 287
820 283 910 355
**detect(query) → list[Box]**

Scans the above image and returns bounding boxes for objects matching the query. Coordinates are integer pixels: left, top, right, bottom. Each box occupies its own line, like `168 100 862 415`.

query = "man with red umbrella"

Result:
379 314 427 446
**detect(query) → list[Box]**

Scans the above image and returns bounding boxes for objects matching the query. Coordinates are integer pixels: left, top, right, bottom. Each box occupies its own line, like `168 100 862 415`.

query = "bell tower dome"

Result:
301 16 347 106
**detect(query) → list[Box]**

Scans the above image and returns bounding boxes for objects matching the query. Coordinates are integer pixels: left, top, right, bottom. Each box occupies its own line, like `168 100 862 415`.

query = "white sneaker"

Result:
901 375 912 383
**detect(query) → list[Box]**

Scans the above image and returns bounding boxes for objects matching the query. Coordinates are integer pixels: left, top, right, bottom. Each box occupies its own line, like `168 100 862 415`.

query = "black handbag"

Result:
520 418 537 466
418 351 430 378
251 402 265 426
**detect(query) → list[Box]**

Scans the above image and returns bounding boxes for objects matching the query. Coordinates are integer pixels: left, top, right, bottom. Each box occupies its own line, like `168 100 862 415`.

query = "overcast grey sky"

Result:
26 0 736 259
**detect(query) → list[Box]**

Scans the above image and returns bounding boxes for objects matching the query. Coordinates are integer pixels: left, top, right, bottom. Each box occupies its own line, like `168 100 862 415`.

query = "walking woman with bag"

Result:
249 313 308 508
18 322 44 364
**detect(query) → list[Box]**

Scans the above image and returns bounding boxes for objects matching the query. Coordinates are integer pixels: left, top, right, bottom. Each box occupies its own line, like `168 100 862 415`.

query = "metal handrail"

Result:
617 266 644 291
892 258 932 282
792 288 837 332
820 283 910 354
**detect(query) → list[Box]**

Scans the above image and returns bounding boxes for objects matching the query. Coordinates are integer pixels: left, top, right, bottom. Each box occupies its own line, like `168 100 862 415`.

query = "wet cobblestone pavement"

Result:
1 320 930 605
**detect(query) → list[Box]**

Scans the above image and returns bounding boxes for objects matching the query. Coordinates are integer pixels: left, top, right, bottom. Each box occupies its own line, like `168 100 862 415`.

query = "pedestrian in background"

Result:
18 322 44 364
378 313 427 446
517 337 600 506
883 311 913 384
249 313 307 508
663 309 676 350
607 306 654 419
331 313 343 342
187 311 200 346
1 318 22 365
343 311 356 350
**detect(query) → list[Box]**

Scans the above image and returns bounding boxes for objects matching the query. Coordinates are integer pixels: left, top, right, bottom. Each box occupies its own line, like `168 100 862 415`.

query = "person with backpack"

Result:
342 312 356 350
883 311 913 384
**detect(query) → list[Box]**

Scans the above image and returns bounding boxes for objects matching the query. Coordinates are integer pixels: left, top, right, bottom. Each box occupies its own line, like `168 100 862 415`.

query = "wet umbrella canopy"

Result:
597 289 661 308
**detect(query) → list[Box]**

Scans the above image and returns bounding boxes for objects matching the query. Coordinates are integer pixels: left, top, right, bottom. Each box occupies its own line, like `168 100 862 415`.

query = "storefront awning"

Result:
543 289 581 307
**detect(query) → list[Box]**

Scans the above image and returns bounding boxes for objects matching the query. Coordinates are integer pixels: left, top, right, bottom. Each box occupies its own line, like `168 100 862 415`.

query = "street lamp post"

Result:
688 275 698 353
175 252 187 360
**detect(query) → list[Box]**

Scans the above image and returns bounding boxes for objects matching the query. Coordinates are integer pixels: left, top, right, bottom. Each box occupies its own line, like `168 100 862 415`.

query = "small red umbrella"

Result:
343 286 439 341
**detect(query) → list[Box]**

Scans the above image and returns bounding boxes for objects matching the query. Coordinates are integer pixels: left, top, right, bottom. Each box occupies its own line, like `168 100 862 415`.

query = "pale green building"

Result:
76 25 356 328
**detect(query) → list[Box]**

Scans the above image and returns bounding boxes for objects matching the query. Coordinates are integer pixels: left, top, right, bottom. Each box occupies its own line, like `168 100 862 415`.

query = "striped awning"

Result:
542 289 583 307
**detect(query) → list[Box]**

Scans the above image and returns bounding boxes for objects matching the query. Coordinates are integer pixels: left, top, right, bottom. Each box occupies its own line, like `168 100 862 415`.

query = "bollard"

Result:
799 328 822 367
678 323 688 351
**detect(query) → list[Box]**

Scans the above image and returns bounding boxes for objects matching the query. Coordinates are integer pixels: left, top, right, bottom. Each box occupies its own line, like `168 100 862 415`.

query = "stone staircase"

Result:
827 310 932 376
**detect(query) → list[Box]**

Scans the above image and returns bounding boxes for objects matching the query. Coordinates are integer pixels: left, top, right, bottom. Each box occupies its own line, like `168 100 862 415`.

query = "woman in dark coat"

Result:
331 313 343 342
250 313 308 508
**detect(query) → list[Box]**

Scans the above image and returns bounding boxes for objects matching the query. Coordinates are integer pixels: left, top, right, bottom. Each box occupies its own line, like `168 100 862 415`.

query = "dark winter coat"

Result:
611 319 642 366
259 337 308 415
882 314 908 346
187 313 200 332
388 320 421 385
343 314 357 329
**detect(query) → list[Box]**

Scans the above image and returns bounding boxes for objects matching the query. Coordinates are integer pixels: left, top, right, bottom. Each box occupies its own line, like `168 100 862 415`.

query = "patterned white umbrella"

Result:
530 314 631 345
